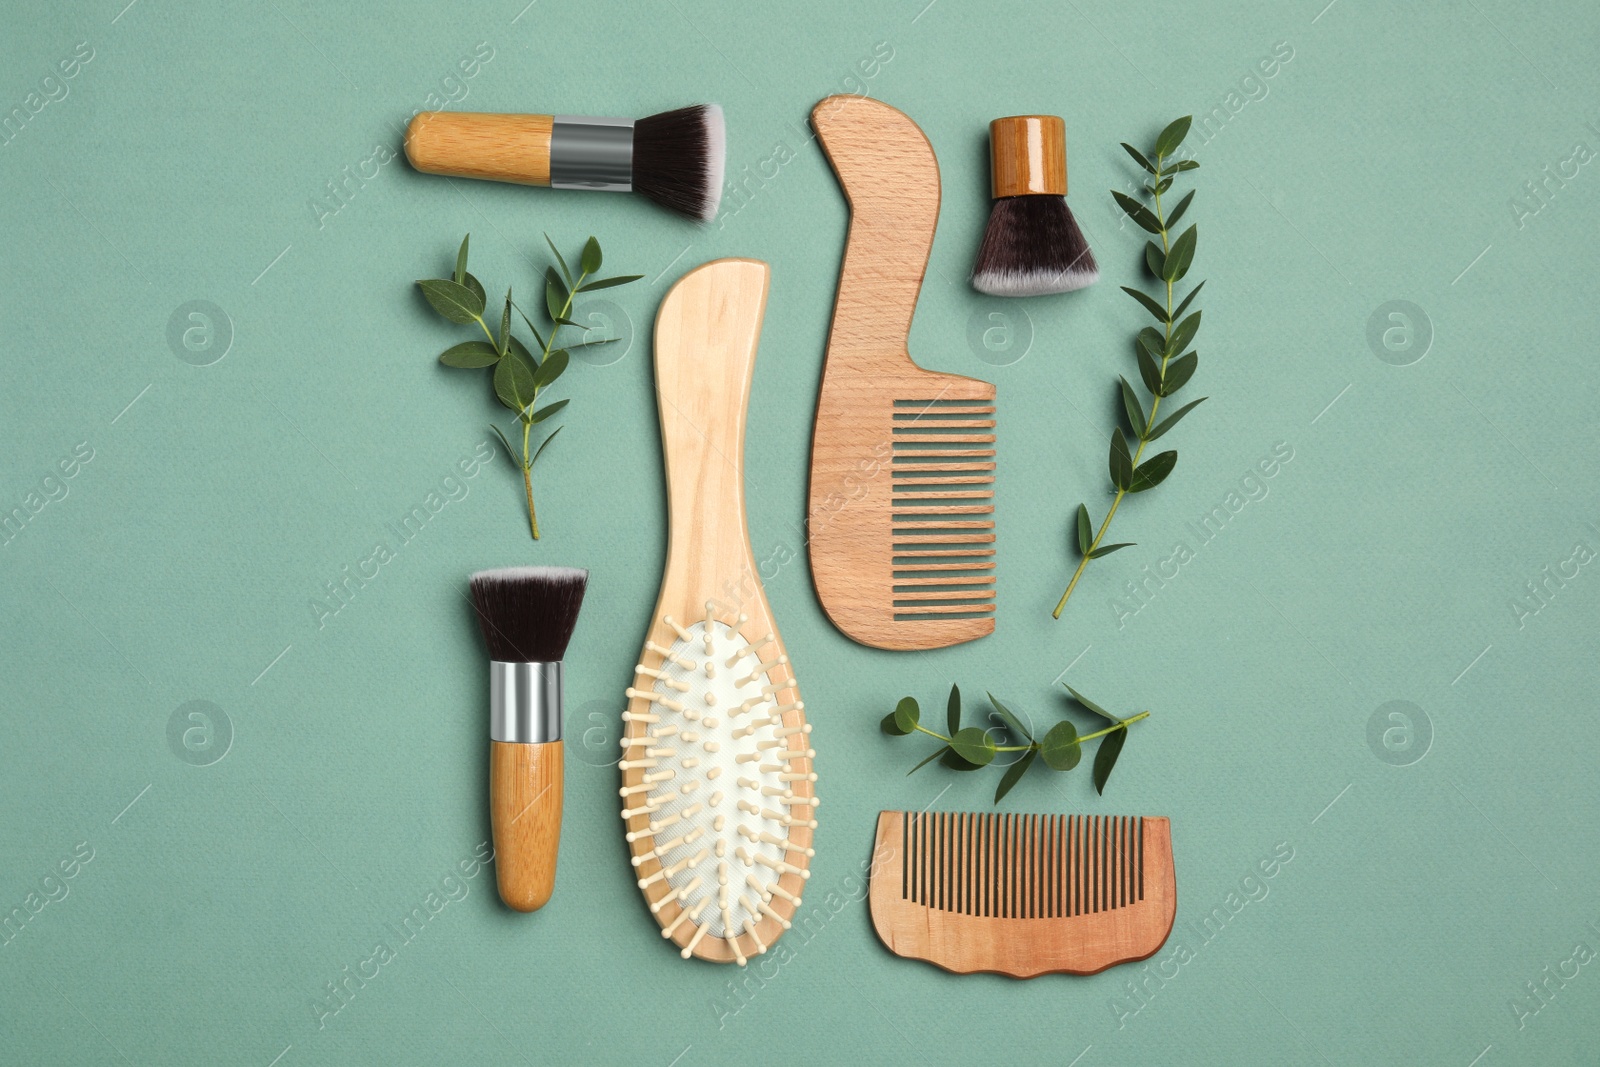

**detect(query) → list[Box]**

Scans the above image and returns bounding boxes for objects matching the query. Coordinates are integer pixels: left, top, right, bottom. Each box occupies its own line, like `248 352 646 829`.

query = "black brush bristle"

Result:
633 104 724 222
970 195 1099 297
469 566 589 662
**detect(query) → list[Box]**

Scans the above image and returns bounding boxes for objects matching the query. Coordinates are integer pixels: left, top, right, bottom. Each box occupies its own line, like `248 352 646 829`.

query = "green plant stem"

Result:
912 710 1150 751
1053 152 1179 619
497 267 590 541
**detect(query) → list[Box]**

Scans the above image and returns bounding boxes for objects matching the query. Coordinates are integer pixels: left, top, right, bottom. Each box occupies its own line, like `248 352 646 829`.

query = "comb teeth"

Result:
900 812 1143 919
891 400 996 622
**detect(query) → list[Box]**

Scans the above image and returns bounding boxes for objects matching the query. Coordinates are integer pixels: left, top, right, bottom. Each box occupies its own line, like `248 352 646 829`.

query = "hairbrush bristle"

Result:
970 195 1099 297
469 566 589 662
633 104 724 222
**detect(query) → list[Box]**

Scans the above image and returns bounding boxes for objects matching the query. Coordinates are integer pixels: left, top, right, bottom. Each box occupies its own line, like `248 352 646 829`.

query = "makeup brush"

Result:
970 115 1099 297
406 105 725 222
468 565 589 912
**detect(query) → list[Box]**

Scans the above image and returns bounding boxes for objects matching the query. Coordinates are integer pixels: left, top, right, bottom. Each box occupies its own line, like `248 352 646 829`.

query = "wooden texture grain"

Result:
989 115 1067 198
405 112 554 186
869 811 1176 977
489 740 563 912
807 95 996 651
623 258 814 963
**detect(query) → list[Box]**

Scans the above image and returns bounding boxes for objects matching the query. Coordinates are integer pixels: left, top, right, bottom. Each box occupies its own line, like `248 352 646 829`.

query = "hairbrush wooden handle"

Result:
406 112 555 186
489 740 563 912
653 258 770 577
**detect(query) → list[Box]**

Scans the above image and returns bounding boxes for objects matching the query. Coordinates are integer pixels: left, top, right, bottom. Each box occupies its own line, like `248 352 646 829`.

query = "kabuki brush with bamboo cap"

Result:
971 115 1099 296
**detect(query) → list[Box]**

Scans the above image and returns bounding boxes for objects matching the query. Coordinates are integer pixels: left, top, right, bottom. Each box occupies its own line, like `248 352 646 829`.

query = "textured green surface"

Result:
3 1 1599 1063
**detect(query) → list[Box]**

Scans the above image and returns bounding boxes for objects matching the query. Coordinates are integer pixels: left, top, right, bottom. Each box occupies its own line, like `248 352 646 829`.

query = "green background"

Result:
3 0 1597 1063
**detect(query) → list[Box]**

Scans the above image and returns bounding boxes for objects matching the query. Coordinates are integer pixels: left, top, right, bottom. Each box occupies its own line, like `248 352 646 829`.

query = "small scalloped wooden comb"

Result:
870 811 1175 977
807 95 996 651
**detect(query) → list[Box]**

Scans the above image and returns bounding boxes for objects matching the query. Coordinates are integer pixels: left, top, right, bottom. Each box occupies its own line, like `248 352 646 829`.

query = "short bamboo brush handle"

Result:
405 112 554 186
489 740 563 912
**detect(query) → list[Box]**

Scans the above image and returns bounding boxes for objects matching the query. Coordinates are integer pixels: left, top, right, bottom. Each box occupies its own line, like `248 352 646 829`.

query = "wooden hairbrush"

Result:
807 95 997 651
621 258 817 964
870 811 1175 977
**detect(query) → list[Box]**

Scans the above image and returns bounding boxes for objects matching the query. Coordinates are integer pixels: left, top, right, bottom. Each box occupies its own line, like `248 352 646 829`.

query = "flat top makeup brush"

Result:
468 565 589 912
405 105 725 222
970 115 1099 297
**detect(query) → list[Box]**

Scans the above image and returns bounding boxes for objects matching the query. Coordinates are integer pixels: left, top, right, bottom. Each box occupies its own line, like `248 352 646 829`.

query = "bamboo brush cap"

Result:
989 115 1066 198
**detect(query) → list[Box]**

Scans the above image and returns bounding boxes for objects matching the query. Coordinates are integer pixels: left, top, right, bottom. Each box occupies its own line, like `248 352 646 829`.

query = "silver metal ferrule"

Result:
489 661 563 744
549 115 634 192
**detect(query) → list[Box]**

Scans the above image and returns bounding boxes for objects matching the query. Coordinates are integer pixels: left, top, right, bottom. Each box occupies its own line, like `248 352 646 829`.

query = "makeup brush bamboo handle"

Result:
406 112 554 186
489 740 563 912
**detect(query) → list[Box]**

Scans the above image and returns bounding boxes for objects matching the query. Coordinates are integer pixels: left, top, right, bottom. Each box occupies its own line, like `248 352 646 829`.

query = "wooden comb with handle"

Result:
869 811 1175 977
807 95 997 652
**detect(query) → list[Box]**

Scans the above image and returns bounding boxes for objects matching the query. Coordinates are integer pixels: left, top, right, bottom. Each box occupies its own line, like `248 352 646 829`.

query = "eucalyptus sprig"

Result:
1053 117 1206 618
881 684 1149 803
417 234 640 539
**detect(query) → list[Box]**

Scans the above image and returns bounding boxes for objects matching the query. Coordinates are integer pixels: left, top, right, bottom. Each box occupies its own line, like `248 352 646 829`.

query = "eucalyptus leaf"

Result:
941 748 984 772
439 341 500 368
581 236 602 275
507 335 537 369
1113 191 1161 234
488 422 515 462
545 233 572 286
1136 345 1163 395
528 398 569 425
499 289 512 355
510 301 547 354
994 748 1037 804
1093 727 1128 794
1174 159 1200 171
1076 503 1091 555
463 272 486 308
949 727 996 767
1167 189 1196 229
1119 376 1146 434
1145 240 1166 279
986 692 1032 742
532 348 568 391
1164 225 1197 282
1161 352 1198 396
1171 280 1205 322
1121 286 1169 324
493 346 538 414
578 274 645 292
417 279 484 325
545 268 568 323
907 747 948 774
1109 429 1133 491
893 696 920 734
1039 720 1081 771
528 424 562 470
1121 142 1156 174
1089 542 1134 558
1168 310 1201 357
1128 451 1177 493
1063 684 1120 723
454 234 469 286
947 684 961 736
1155 115 1192 157
1137 327 1166 362
1149 176 1173 196
1145 396 1206 441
